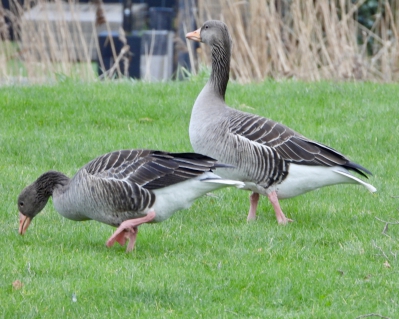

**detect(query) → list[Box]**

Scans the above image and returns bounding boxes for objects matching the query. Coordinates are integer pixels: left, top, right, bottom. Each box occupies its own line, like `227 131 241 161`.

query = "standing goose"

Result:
18 149 244 252
186 20 376 224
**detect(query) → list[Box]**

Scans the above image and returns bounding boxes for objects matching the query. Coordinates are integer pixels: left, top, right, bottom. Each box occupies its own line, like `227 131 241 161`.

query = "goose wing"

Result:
84 149 225 190
229 112 371 177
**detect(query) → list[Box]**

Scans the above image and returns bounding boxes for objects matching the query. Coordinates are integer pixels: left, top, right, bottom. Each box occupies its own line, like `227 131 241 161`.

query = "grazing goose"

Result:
18 149 244 252
186 20 376 224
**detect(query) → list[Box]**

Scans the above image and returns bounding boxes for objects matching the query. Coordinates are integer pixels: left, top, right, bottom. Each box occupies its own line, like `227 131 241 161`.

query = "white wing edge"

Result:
201 178 245 188
333 170 377 193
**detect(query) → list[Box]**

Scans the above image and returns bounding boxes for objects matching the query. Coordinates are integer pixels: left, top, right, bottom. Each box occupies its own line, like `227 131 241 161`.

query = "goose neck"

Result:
209 44 230 100
36 171 70 198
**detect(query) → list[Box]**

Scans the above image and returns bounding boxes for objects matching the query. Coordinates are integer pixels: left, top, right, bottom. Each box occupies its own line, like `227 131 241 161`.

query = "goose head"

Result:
186 20 232 49
18 171 68 235
18 183 49 235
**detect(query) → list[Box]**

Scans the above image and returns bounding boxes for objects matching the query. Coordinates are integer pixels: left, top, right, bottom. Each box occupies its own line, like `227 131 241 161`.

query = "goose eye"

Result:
204 25 209 29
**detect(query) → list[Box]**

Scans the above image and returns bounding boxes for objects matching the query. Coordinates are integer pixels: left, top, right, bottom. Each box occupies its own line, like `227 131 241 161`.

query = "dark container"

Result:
98 31 141 79
149 7 174 31
133 0 175 8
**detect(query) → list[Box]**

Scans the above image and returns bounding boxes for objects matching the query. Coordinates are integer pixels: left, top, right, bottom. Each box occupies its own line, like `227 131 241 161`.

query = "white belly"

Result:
151 172 241 222
276 164 363 199
214 162 376 199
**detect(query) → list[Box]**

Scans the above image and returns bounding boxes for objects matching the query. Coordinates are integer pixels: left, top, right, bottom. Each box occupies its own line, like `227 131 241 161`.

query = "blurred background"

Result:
0 0 398 84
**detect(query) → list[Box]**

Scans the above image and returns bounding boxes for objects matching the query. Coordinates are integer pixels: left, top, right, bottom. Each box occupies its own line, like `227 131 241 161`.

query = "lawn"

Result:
0 78 398 318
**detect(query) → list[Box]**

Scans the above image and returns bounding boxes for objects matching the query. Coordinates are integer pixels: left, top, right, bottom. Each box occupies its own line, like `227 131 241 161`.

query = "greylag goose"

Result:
186 20 376 224
18 149 244 252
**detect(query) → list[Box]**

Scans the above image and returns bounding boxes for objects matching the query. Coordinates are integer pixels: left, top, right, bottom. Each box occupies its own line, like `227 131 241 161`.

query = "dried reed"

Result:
195 0 399 83
1 0 398 83
0 0 128 84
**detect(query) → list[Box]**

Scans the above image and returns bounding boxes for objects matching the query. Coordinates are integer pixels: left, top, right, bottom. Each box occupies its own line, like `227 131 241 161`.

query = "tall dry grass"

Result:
0 0 129 84
196 0 399 82
0 0 398 83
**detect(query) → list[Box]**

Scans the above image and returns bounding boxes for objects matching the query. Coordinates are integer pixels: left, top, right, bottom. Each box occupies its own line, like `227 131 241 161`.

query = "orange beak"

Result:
19 212 31 235
186 27 201 42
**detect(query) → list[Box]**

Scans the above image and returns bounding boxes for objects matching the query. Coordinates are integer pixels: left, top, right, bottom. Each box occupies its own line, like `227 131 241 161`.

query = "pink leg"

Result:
112 226 138 249
113 231 128 246
106 210 156 252
267 191 293 224
247 192 260 221
125 227 138 252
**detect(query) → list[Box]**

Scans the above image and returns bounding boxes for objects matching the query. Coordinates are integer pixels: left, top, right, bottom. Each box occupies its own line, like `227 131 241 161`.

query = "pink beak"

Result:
185 28 201 42
19 212 31 235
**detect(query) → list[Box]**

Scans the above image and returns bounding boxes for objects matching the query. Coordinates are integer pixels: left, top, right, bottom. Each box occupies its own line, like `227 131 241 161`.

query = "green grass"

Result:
1 78 398 318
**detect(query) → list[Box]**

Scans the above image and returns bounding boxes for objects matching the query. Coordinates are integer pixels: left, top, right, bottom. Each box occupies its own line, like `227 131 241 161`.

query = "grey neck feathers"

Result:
36 171 70 198
210 41 231 100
